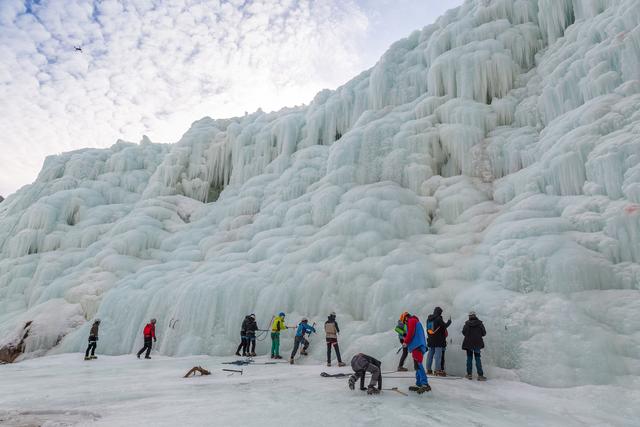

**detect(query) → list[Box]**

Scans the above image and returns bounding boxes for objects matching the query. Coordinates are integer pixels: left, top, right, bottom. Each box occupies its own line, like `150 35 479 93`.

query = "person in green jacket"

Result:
271 312 287 359
395 318 409 371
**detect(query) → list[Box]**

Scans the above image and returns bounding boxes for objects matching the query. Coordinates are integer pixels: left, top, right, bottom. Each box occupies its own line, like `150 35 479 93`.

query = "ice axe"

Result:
222 368 243 375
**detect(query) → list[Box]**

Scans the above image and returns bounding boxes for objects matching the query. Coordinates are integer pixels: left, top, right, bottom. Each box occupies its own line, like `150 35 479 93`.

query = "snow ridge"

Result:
1 0 639 387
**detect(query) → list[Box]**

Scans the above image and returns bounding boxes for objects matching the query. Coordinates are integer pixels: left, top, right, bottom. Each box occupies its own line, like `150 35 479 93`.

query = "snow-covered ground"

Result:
1 0 639 410
1 353 637 427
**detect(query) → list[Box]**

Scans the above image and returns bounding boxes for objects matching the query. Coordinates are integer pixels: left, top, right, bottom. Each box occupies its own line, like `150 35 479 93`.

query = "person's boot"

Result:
300 350 308 356
145 356 151 359
367 386 380 395
465 373 473 380
136 354 141 359
275 355 282 359
434 370 447 377
84 356 91 361
398 366 408 372
91 355 97 359
270 354 275 359
250 352 256 357
427 369 433 375
418 384 432 394
235 351 241 356
289 358 294 365
477 375 487 381
327 362 331 367
338 361 346 367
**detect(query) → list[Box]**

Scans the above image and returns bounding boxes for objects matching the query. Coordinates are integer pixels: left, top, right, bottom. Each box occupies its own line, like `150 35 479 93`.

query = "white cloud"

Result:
0 0 462 196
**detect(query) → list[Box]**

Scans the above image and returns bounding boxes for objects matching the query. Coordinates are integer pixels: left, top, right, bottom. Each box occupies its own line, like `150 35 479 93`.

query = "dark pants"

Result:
466 349 483 376
244 335 256 354
85 337 97 357
398 346 408 368
290 336 309 358
236 335 248 355
326 338 342 363
137 337 153 358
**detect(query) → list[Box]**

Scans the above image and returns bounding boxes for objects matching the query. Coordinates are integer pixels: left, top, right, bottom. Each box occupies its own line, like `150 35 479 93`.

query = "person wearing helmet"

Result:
84 319 101 361
462 311 486 381
394 317 409 371
289 318 316 364
137 318 157 359
270 312 287 359
401 312 431 394
324 312 345 367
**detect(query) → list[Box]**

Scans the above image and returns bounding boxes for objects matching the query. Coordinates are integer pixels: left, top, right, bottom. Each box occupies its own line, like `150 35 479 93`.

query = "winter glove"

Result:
348 375 356 390
402 343 407 348
154 337 157 342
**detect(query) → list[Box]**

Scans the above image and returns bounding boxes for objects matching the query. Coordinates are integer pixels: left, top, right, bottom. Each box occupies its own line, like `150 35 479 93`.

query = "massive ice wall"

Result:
1 0 639 387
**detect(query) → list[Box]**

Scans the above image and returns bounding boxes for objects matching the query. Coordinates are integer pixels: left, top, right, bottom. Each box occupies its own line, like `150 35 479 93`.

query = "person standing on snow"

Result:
348 353 382 395
462 311 487 381
244 314 258 357
84 319 100 360
401 311 431 393
136 318 157 359
394 317 409 371
324 312 345 367
270 312 287 359
426 306 451 376
236 315 250 356
289 318 316 364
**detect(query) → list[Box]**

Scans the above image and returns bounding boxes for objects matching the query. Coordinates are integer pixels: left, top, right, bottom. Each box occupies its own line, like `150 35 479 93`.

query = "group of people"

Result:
84 308 487 395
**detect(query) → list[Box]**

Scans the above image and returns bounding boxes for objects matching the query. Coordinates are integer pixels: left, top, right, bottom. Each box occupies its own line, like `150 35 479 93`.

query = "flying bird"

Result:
74 46 82 52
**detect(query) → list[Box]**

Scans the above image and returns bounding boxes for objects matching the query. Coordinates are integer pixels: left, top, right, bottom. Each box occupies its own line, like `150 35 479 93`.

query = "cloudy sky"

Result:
0 0 463 196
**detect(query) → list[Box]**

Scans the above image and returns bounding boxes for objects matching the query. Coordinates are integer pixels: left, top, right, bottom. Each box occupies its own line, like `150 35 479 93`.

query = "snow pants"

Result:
290 335 309 359
270 332 280 357
351 354 382 390
85 337 97 357
466 349 483 376
326 338 342 364
426 346 443 371
412 348 428 386
137 337 153 358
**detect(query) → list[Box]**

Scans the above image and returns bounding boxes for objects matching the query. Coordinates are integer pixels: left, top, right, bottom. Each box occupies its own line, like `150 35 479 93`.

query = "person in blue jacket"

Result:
401 311 431 394
289 318 316 364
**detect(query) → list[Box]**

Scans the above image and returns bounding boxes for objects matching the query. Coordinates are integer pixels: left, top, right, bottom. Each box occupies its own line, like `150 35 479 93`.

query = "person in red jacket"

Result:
137 318 157 359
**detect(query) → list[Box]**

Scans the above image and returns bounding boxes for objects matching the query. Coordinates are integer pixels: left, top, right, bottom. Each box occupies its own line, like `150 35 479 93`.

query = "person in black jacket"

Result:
348 353 382 395
84 319 100 360
236 315 250 356
426 306 451 376
462 311 487 381
244 314 258 357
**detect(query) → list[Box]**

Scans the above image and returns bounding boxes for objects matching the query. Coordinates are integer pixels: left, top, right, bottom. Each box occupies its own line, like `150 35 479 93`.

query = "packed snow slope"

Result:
0 0 639 388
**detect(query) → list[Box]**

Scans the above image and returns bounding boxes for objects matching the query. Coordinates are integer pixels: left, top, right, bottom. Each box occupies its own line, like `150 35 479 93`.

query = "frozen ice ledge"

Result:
0 0 639 387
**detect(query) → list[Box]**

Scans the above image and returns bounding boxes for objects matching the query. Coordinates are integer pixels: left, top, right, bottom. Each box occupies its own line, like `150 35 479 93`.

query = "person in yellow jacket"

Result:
271 312 287 359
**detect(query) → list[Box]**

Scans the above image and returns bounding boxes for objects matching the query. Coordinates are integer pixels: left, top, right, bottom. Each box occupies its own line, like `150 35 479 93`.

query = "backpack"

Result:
426 318 439 336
